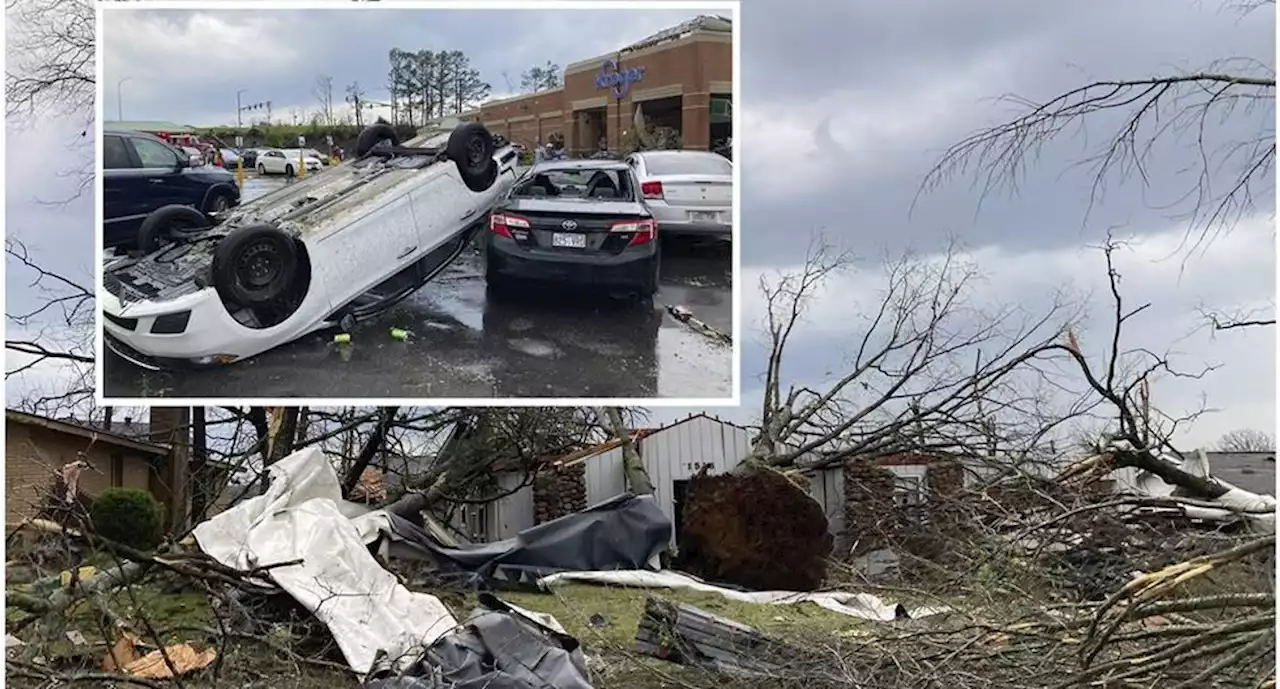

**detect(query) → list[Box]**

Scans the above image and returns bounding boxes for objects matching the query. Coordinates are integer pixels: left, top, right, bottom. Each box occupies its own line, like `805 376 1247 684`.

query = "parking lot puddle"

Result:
508 338 562 359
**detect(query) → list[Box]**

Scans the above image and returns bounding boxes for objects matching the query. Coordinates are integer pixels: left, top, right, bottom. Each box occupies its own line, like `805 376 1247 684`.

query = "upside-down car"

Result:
102 122 517 370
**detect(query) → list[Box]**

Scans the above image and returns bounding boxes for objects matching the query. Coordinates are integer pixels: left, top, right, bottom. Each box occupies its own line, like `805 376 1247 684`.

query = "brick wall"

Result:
478 33 732 154
532 464 587 524
5 422 158 527
842 458 902 554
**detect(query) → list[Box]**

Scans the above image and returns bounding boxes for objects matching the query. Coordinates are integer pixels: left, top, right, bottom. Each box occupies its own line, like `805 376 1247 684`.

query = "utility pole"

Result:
236 89 248 127
116 76 132 121
345 81 367 127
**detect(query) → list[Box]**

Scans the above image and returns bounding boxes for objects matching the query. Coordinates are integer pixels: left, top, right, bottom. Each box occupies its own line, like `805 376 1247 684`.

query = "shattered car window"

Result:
514 168 635 201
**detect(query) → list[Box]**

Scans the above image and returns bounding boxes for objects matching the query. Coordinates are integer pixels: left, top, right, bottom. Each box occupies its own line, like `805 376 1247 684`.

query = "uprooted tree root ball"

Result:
676 470 833 591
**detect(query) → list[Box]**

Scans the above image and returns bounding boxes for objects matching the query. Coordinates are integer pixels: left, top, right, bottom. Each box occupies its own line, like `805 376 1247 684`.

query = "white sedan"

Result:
625 150 733 239
102 122 518 369
256 148 324 175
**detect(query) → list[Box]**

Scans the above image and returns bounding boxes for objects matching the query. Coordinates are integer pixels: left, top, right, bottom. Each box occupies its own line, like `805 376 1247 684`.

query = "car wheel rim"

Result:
466 136 486 169
213 197 228 212
236 240 281 288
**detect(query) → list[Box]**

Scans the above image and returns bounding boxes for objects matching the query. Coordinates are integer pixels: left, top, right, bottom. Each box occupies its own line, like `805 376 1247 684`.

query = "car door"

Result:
259 150 280 173
102 134 149 248
128 135 187 216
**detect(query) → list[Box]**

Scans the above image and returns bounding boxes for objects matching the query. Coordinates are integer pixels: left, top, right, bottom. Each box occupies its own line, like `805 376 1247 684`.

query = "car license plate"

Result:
552 232 586 248
689 211 720 222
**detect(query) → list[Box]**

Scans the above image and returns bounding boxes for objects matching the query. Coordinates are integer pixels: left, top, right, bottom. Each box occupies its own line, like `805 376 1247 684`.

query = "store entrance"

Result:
630 96 683 151
573 108 606 156
710 96 732 158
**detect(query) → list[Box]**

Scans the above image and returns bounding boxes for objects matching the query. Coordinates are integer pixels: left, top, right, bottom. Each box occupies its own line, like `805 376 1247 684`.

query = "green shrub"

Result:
90 488 164 550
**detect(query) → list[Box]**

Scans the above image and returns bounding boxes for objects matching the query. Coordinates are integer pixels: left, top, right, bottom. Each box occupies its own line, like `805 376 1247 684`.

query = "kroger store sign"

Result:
594 59 646 99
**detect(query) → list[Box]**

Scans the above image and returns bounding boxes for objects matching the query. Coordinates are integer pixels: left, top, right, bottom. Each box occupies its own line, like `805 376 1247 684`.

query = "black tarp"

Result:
375 493 672 587
365 593 593 689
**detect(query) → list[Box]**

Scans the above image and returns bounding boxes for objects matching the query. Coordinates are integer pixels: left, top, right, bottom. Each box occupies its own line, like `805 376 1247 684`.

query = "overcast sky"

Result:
8 0 1276 451
101 7 712 126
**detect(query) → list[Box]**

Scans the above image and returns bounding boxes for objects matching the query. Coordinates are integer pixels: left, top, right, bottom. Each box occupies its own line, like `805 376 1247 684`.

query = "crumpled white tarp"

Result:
1131 448 1276 532
537 569 949 621
193 448 459 677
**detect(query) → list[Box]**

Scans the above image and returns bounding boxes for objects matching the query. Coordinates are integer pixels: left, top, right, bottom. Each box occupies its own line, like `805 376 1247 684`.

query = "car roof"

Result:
530 159 630 173
633 149 722 159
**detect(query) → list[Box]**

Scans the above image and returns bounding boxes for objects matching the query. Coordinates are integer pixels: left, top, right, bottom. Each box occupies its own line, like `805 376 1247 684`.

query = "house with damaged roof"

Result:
450 413 985 555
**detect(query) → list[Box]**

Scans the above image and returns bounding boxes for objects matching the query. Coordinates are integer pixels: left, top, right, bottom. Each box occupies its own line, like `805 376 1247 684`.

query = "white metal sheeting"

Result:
536 569 950 621
193 447 460 677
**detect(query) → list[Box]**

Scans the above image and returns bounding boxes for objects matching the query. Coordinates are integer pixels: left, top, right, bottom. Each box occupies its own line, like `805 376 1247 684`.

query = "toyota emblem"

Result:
561 220 578 231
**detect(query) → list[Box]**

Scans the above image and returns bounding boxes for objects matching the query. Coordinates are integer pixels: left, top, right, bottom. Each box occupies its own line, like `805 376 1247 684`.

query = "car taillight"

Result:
641 181 664 200
610 218 657 246
489 212 529 238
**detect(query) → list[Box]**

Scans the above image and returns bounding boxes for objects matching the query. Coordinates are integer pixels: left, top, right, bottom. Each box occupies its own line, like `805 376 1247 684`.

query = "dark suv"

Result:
103 129 241 250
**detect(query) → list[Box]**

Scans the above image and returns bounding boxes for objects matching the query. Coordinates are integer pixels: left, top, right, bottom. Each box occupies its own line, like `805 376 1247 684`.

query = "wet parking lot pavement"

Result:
102 173 734 399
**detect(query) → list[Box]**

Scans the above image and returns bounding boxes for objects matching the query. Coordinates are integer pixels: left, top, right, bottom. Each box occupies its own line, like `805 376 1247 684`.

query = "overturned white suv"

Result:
102 122 517 370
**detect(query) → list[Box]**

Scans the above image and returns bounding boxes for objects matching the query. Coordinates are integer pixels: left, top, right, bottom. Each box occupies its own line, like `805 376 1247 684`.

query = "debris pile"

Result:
8 441 1274 689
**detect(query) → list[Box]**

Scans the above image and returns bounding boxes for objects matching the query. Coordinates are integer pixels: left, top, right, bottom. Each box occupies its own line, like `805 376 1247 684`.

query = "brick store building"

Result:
469 15 732 155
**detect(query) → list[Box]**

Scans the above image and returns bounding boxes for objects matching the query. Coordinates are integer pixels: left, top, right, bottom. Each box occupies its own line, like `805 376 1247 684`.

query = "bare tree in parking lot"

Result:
312 75 335 126
918 0 1275 330
521 61 562 92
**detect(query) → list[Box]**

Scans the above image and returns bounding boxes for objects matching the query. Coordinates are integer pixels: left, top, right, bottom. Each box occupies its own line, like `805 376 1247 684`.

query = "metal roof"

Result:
621 14 733 53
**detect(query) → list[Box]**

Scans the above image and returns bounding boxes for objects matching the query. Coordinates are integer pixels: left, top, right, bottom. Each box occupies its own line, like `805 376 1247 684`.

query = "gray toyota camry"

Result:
484 159 660 298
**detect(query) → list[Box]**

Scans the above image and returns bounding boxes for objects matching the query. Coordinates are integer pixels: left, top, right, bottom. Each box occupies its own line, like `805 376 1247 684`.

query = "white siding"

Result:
486 472 535 541
634 415 757 539
807 467 845 541
583 446 626 506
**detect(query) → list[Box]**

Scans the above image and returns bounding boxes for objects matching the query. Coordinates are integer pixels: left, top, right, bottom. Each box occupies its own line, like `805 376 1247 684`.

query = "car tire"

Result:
211 224 300 306
258 164 267 175
206 190 233 215
355 123 400 158
484 253 515 298
641 254 661 297
447 123 498 193
284 164 294 177
136 205 210 254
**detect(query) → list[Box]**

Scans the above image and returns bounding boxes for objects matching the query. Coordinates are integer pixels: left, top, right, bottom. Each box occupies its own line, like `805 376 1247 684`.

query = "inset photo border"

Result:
94 0 740 407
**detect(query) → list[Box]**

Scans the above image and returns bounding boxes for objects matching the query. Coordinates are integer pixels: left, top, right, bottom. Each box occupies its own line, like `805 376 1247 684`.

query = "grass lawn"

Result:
5 577 873 689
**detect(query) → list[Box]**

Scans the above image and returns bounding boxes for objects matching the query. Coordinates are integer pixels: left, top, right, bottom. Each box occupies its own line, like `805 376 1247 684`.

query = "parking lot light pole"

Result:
116 77 132 121
236 89 248 128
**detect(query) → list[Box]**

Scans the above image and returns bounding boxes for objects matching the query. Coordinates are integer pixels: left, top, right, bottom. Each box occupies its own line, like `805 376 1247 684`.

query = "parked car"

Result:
220 148 242 167
485 159 659 298
179 146 205 167
625 150 732 238
303 148 330 165
239 148 262 168
102 128 241 250
102 122 518 370
255 149 324 175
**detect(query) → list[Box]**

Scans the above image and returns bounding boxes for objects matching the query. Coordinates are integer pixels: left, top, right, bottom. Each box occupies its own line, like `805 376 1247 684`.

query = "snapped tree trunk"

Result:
340 407 401 498
602 407 654 495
